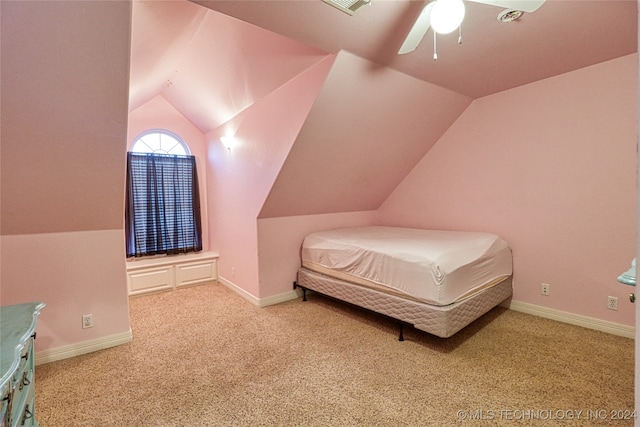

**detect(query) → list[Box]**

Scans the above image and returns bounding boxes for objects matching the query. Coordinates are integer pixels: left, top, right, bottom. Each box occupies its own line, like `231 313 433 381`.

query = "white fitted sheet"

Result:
301 226 512 306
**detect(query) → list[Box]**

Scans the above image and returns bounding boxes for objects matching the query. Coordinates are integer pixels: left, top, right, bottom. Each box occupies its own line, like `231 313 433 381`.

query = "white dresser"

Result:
1 302 44 427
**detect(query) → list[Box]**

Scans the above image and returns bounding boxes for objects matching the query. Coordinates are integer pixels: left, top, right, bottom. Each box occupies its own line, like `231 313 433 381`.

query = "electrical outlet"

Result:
82 314 93 329
541 283 550 296
607 296 618 311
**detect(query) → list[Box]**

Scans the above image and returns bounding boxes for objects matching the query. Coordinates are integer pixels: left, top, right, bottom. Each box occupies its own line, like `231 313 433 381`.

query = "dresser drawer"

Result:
10 339 34 427
13 338 32 378
0 303 44 427
1 391 8 427
13 394 36 427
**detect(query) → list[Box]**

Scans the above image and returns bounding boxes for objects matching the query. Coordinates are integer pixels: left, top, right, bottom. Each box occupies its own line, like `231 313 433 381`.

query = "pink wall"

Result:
257 211 377 299
1 231 130 350
1 1 130 235
377 54 638 326
127 95 210 252
207 56 336 296
0 1 132 351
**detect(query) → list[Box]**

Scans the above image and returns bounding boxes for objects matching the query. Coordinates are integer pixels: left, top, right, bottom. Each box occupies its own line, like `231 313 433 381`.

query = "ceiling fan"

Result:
398 0 546 56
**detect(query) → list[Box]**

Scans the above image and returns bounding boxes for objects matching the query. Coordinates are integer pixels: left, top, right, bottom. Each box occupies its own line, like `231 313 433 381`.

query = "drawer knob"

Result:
18 371 30 391
21 404 33 425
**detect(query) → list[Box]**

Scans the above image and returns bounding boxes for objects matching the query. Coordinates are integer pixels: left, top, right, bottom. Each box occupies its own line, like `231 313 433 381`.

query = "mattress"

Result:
301 226 512 306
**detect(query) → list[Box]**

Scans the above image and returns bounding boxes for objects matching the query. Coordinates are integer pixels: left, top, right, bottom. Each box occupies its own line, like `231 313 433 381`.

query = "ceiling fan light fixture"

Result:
430 0 465 34
497 9 524 22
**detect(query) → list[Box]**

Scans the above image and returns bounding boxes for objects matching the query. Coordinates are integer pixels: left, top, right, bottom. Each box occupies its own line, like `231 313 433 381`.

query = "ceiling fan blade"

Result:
398 2 435 55
466 0 545 13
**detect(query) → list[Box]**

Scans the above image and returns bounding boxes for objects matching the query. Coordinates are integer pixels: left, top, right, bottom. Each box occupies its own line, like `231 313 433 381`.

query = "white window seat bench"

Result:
126 252 219 296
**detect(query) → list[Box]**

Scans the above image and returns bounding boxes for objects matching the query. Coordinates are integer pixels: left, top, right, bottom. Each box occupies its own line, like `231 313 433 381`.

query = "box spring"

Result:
296 267 512 338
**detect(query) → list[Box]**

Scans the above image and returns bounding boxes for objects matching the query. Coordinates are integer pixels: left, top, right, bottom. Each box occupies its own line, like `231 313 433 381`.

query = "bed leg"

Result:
293 281 308 301
398 323 405 342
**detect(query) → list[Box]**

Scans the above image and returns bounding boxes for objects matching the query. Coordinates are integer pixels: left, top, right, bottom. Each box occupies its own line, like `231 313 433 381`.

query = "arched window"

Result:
130 130 189 155
125 130 202 257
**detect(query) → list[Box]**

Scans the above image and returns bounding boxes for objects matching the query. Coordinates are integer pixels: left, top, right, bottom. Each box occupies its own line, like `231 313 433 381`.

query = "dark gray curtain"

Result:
125 152 202 258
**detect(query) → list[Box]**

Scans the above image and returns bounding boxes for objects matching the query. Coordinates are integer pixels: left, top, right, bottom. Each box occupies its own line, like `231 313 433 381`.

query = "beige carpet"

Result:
35 282 634 426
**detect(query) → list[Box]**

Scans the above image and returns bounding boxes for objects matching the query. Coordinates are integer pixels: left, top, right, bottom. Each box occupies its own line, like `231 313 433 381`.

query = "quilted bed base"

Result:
296 267 513 338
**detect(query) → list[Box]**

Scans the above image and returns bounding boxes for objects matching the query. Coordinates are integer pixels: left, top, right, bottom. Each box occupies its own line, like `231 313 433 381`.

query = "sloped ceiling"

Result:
193 0 637 98
131 1 638 132
259 51 472 218
129 0 329 133
130 0 637 218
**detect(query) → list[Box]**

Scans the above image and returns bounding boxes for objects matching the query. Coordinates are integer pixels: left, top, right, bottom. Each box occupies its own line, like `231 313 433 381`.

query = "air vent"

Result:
497 9 524 22
322 0 371 16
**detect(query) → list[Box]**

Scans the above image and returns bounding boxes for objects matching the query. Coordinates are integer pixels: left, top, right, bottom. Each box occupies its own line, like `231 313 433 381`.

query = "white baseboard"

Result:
260 289 301 307
218 276 300 307
35 329 133 365
219 278 635 337
503 300 635 339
